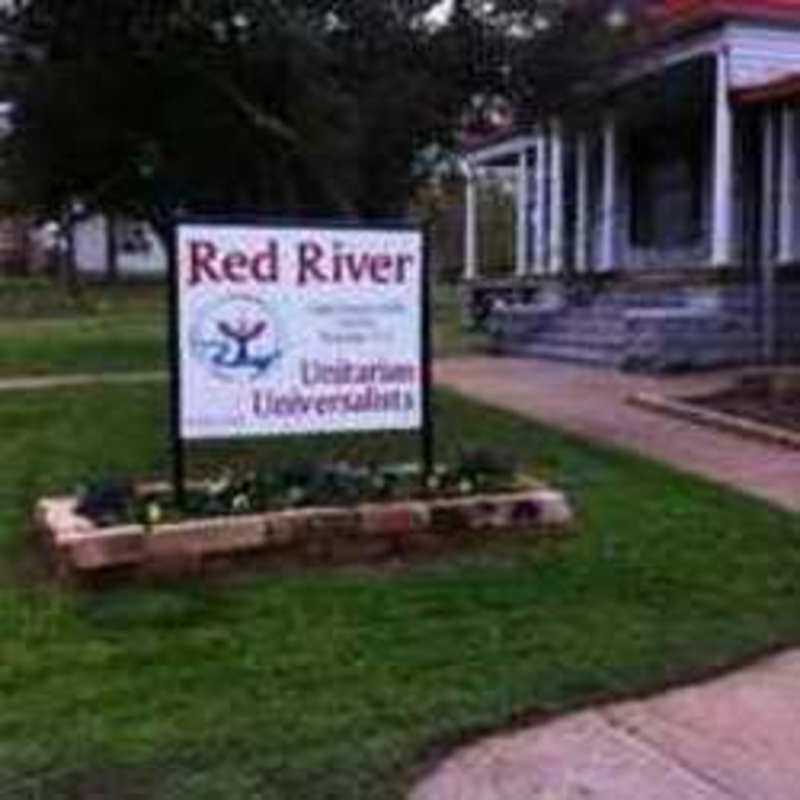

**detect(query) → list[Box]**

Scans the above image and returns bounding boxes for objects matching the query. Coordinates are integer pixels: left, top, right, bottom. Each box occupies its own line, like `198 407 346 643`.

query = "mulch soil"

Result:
687 384 800 433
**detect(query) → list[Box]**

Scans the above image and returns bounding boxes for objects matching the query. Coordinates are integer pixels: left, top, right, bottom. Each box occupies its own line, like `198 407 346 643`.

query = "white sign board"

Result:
176 222 424 440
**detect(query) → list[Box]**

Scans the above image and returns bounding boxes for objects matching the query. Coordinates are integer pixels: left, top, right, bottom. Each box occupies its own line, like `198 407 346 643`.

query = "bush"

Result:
77 451 524 528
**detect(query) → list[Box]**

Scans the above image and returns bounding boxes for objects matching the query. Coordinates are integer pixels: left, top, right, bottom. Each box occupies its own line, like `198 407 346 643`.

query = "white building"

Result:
464 0 800 370
72 215 166 280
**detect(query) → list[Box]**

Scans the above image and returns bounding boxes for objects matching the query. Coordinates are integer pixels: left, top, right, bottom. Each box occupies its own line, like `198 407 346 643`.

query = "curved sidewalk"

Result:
435 357 800 513
413 649 800 800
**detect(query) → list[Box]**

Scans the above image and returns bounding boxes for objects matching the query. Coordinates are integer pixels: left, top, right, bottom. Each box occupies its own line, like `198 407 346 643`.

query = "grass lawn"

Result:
0 314 167 377
0 280 483 377
431 283 489 357
0 283 167 377
1 382 799 799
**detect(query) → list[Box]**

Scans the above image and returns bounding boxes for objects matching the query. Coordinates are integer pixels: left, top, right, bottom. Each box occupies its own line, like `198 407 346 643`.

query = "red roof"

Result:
732 72 800 103
665 0 800 10
656 0 800 27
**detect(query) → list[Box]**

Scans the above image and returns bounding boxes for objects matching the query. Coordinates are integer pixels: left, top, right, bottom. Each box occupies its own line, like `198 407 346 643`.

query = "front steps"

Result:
485 282 765 372
490 291 631 367
505 338 626 367
503 315 627 366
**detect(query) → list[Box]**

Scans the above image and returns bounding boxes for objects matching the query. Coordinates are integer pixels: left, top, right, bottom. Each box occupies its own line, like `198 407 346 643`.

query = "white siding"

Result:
618 21 800 91
72 215 106 276
73 215 166 278
727 21 800 89
117 221 167 278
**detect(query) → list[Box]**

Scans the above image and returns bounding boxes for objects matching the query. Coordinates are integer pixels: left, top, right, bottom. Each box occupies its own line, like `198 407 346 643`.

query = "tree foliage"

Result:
0 0 637 230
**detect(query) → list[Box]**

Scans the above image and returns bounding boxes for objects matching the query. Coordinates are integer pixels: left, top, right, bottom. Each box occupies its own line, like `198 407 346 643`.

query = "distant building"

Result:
25 213 166 281
464 0 800 370
72 215 166 281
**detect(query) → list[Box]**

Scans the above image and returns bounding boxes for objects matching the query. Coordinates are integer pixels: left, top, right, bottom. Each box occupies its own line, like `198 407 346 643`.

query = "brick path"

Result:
436 357 800 512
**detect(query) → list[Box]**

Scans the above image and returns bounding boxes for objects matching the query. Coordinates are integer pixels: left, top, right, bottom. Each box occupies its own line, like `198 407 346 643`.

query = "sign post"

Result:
166 221 186 507
420 227 434 485
168 219 431 501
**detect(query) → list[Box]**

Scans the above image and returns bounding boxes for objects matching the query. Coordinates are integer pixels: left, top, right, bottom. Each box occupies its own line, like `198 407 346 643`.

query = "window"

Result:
118 220 152 255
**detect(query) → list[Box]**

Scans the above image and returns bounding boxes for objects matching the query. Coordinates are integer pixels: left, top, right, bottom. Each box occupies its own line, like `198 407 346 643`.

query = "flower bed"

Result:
74 452 536 528
629 369 800 450
35 467 573 583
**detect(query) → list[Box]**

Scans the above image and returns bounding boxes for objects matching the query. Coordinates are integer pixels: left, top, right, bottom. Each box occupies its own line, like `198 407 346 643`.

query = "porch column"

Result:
575 132 590 272
762 108 776 362
533 128 548 274
711 47 734 267
762 110 776 265
515 148 529 277
778 105 797 265
600 113 617 272
549 118 564 273
463 167 478 281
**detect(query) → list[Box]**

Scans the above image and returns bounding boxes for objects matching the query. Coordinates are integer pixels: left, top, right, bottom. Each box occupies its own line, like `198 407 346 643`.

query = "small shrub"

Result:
76 454 528 529
75 478 134 526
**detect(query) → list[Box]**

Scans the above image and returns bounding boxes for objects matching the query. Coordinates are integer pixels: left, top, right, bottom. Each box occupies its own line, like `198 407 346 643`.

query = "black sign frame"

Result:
166 216 434 508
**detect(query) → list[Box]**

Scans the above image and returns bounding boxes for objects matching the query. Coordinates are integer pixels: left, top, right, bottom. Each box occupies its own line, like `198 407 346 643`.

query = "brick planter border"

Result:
628 392 800 450
35 484 573 583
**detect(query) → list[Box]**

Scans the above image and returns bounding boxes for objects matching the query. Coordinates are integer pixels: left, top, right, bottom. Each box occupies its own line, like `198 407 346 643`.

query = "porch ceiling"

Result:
463 130 536 167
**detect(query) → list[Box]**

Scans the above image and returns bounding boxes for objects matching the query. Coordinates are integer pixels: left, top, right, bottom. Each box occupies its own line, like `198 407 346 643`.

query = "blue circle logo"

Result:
189 295 283 382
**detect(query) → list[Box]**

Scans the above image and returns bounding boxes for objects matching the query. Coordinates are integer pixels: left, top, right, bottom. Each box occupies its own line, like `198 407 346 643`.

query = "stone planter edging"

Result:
628 392 800 450
35 485 574 580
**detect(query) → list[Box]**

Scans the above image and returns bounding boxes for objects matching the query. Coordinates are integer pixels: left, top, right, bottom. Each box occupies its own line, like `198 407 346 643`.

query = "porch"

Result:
462 16 800 370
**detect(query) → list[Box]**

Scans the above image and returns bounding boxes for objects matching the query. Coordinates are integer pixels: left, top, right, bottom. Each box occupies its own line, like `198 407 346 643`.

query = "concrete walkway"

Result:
435 357 800 512
413 649 800 800
0 371 166 393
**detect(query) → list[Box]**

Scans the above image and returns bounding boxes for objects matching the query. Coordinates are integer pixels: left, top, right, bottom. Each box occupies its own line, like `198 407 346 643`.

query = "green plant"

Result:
75 478 134 526
455 446 518 491
78 455 528 529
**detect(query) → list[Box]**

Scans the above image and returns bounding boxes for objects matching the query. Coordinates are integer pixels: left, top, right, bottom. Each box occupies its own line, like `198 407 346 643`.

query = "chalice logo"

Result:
189 295 283 382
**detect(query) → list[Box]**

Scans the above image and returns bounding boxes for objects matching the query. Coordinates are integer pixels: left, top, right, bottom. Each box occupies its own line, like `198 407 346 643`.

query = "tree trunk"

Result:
58 211 80 296
106 212 119 283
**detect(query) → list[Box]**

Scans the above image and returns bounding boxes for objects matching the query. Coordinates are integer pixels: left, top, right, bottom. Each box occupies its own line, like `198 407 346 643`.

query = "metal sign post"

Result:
167 219 186 507
420 227 435 486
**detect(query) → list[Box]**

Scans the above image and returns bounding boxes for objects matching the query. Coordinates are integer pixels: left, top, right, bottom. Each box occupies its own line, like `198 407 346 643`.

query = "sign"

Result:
174 221 425 440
